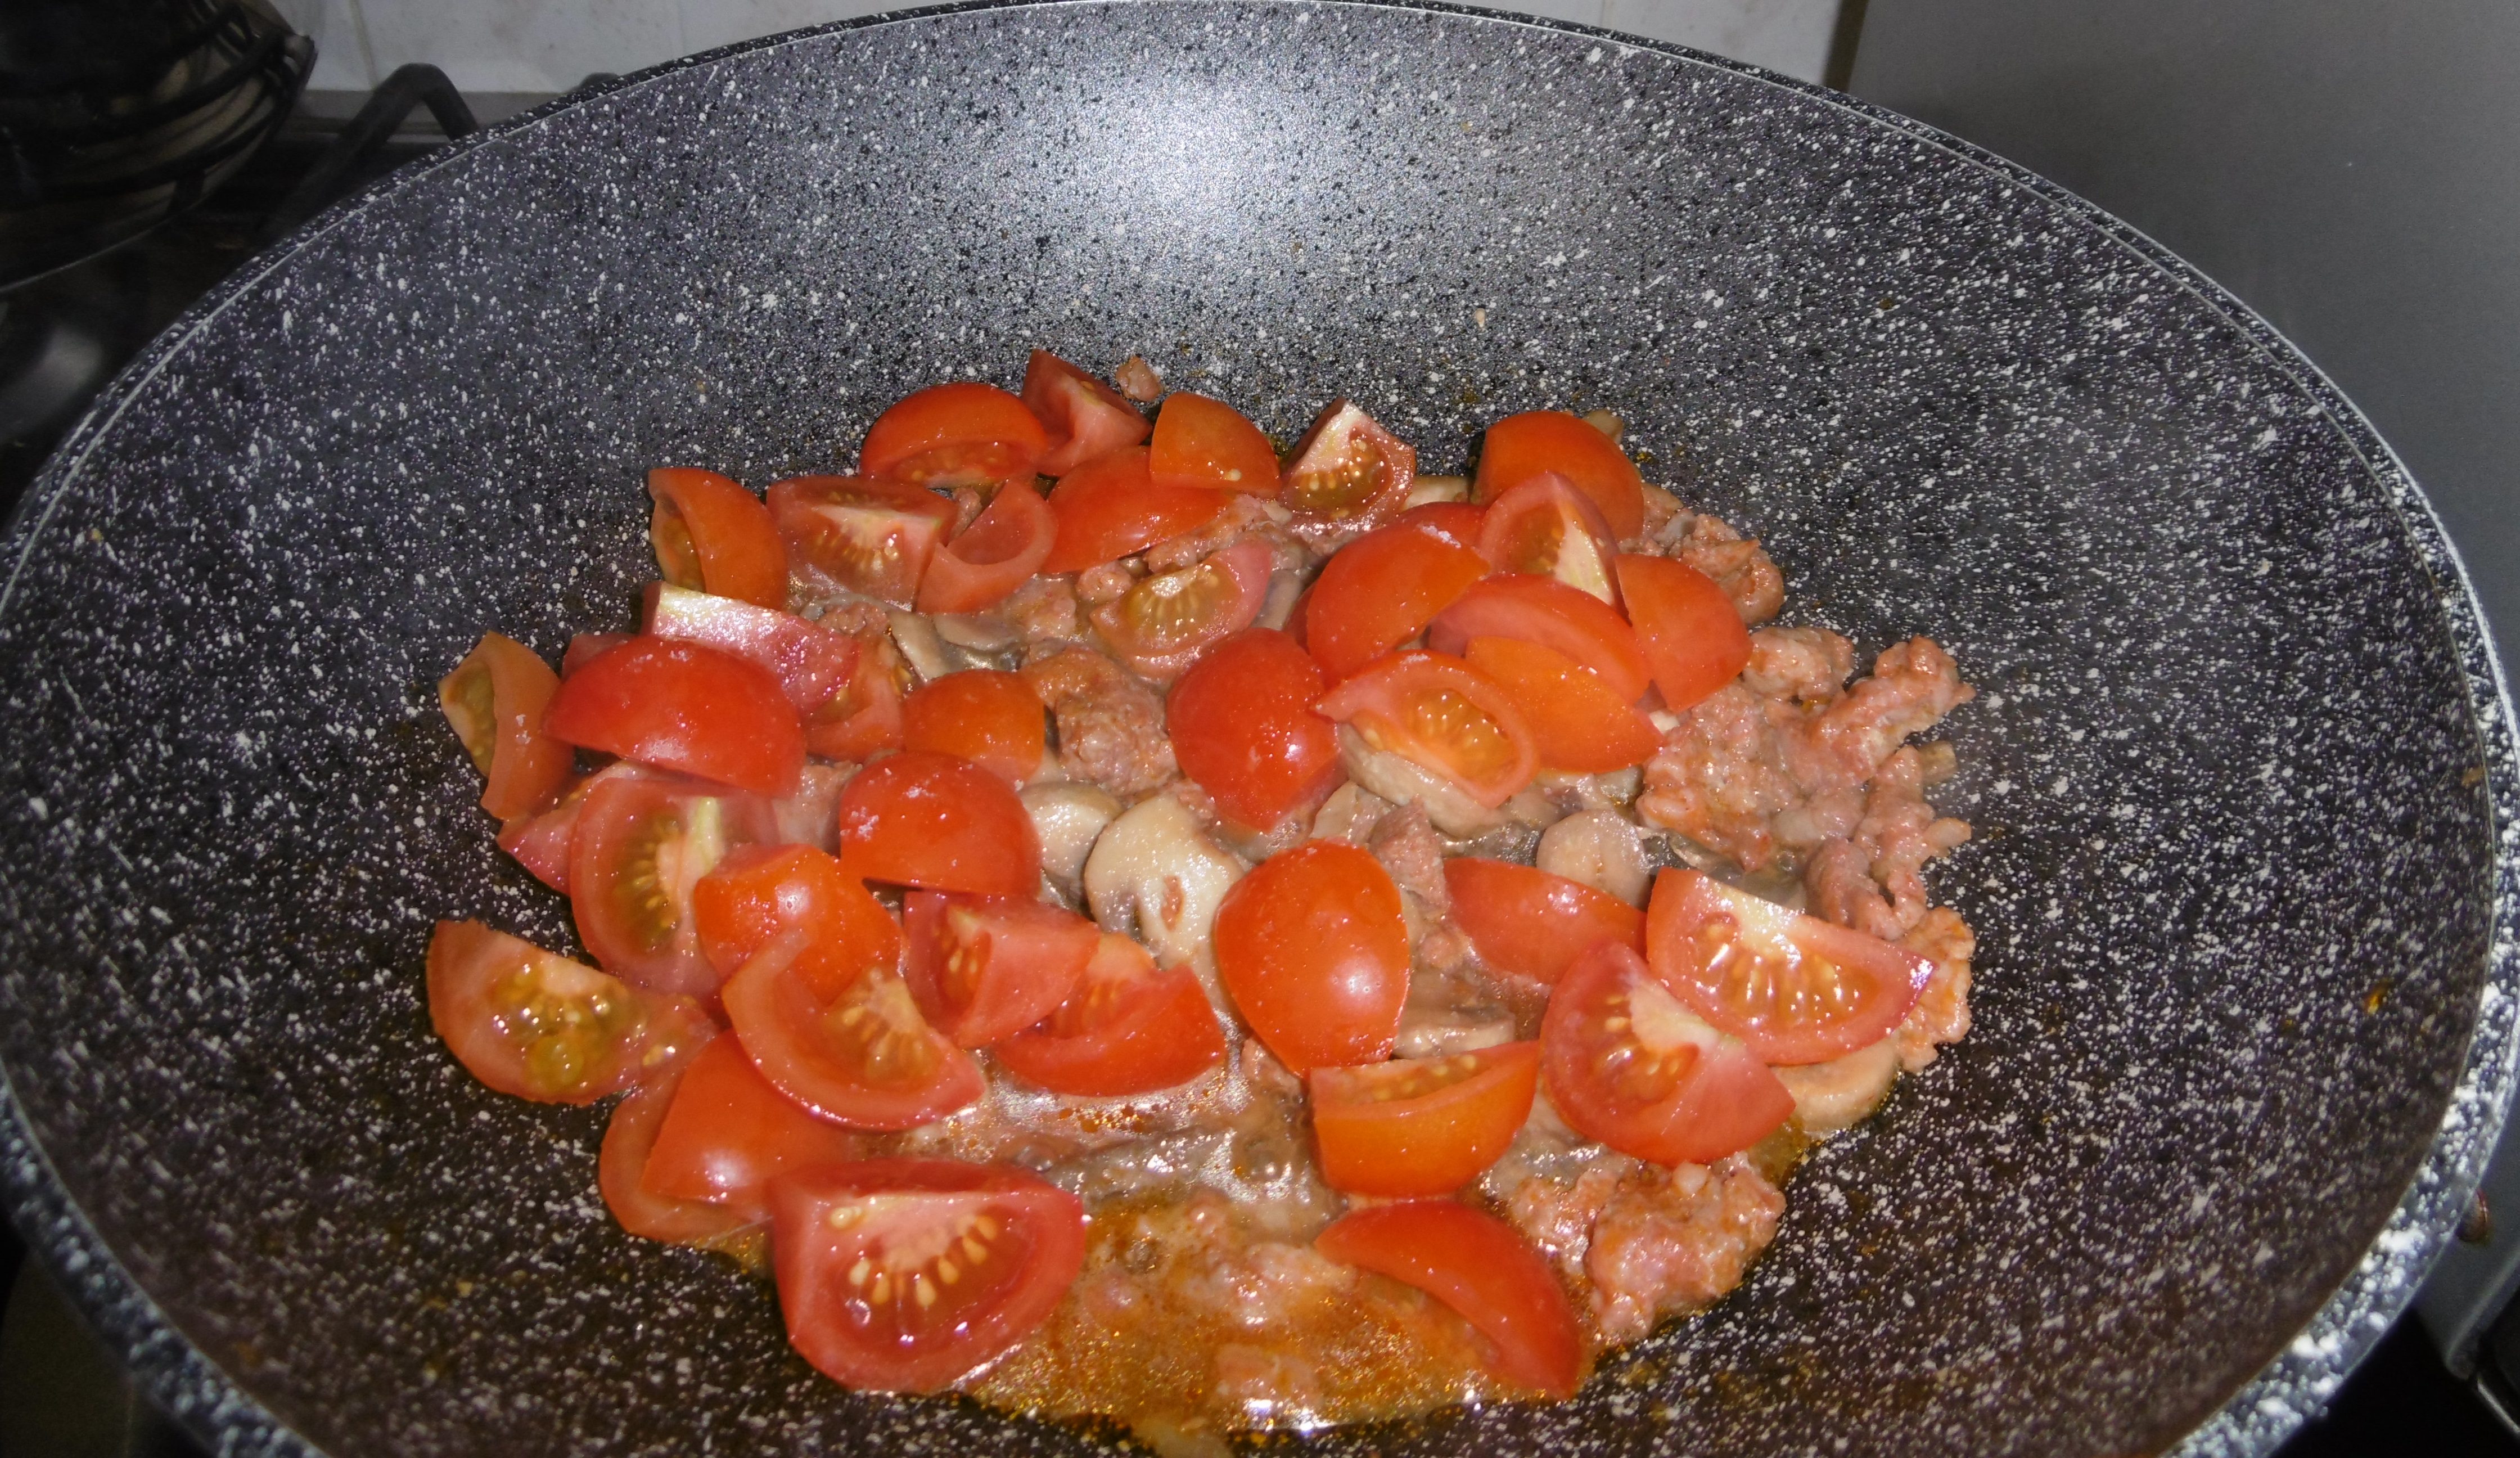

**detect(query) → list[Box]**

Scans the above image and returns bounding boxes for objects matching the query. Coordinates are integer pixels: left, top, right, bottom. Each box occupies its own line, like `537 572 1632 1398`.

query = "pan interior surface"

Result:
1 3 2511 1456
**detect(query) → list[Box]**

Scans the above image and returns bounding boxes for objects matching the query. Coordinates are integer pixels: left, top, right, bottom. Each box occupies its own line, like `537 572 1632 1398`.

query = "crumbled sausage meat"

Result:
1582 1157 1785 1344
1023 645 1177 798
1365 800 1449 912
1894 906 1974 1071
1004 574 1085 646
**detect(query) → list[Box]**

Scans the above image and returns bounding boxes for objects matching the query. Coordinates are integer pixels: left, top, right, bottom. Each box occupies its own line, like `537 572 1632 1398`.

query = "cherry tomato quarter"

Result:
768 474 958 606
1477 472 1622 606
903 890 1099 1048
1615 553 1753 712
724 932 985 1129
439 630 571 820
426 920 714 1105
993 934 1227 1096
1022 349 1149 475
1314 1201 1583 1398
1149 391 1281 494
1040 446 1231 575
570 774 776 996
1166 627 1342 832
918 482 1057 614
806 629 908 762
691 842 901 990
641 1033 863 1220
1541 939 1792 1166
1644 868 1932 1065
1474 409 1647 540
1280 399 1416 541
1463 636 1661 773
643 583 859 720
860 380 1048 490
1302 521 1489 683
544 636 805 796
1212 840 1409 1073
599 1058 760 1247
1315 650 1538 808
899 670 1047 786
647 466 788 610
1442 857 1645 984
1310 1041 1540 1197
835 750 1043 897
1424 575 1651 705
1088 537 1273 680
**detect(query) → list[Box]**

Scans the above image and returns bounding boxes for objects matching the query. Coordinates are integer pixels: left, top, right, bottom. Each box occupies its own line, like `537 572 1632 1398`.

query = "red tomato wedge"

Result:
859 380 1048 490
1477 472 1622 606
1424 575 1651 705
1022 349 1149 475
807 628 907 762
692 842 902 987
1149 391 1281 494
1393 499 1489 547
918 482 1056 614
724 932 985 1129
643 582 859 719
769 1159 1086 1392
494 762 654 894
545 636 805 796
1280 399 1416 540
899 670 1047 786
1166 628 1342 832
571 773 774 996
903 891 1099 1048
647 466 787 610
1041 446 1230 575
1310 1041 1540 1197
562 632 630 677
1615 554 1753 712
768 474 958 606
1303 521 1489 683
1541 940 1792 1166
599 1057 759 1247
426 920 714 1104
1212 840 1409 1073
439 630 571 820
1442 857 1644 984
642 1034 862 1220
1089 536 1273 680
1314 1202 1583 1398
1474 409 1647 541
994 934 1226 1096
1463 636 1662 773
836 750 1043 897
1315 651 1538 808
1644 868 1932 1065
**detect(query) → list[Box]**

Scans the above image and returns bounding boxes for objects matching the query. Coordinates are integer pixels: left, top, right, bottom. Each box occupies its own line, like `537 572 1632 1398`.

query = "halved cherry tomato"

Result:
1212 840 1409 1073
1477 472 1622 606
903 891 1099 1047
1280 399 1415 540
1303 521 1489 683
1645 868 1931 1065
1166 628 1342 832
769 1159 1086 1391
439 631 572 820
1022 349 1150 475
562 632 630 677
1040 446 1230 575
571 774 773 996
724 932 985 1129
917 482 1055 613
806 628 907 762
545 636 804 796
835 750 1043 897
494 763 655 893
642 1034 862 1220
1149 391 1280 494
1541 939 1792 1166
768 474 959 606
426 920 714 1104
860 381 1048 490
1474 409 1647 541
899 670 1047 786
994 934 1227 1096
1310 1041 1540 1196
1315 651 1538 808
692 842 901 988
648 466 787 610
599 1056 759 1247
1392 499 1489 547
1442 857 1645 984
1089 536 1273 680
1615 554 1753 712
1463 636 1661 773
643 583 859 719
1313 1201 1583 1398
1424 575 1651 705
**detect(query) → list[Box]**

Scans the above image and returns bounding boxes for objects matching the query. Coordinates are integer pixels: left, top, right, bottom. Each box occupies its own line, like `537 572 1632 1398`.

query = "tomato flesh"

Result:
642 1033 862 1221
836 750 1043 897
768 474 958 606
1279 399 1415 540
1149 391 1281 494
1615 553 1753 712
692 842 902 989
1424 575 1651 705
1392 500 1489 548
643 583 859 720
1310 1041 1540 1197
1302 521 1489 683
600 1058 760 1247
903 891 1099 1048
860 380 1048 490
724 932 985 1129
1165 628 1341 832
1541 940 1791 1166
570 774 773 996
648 466 788 610
1088 536 1273 681
807 627 907 762
899 670 1047 786
1464 636 1662 773
1040 446 1230 575
1644 868 1931 1065
545 635 805 796
918 482 1057 614
1022 349 1149 475
1212 840 1409 1073
1474 409 1647 541
426 920 714 1104
1315 650 1538 808
994 934 1226 1096
1442 857 1644 984
1477 472 1622 606
439 631 572 820
1314 1201 1583 1398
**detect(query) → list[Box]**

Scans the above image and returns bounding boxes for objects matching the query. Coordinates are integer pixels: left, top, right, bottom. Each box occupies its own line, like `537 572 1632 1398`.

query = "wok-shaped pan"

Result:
4 3 2514 1454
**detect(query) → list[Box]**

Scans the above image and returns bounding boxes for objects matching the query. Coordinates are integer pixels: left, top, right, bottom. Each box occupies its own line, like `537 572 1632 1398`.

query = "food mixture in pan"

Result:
429 348 1976 1445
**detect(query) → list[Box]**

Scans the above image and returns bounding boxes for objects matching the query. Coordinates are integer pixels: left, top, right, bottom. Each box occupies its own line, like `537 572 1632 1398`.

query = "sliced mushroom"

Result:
1773 1037 1900 1133
1257 568 1308 632
1405 474 1471 508
885 609 956 683
1536 809 1652 905
1393 1007 1517 1059
932 611 1022 654
1082 793 1247 982
1021 782 1123 906
1336 726 1511 838
1307 781 1392 844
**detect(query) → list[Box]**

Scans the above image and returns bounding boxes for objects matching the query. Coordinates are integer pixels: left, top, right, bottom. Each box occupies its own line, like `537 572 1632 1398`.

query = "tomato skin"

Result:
1040 446 1230 575
1615 554 1753 712
806 629 907 762
545 636 805 796
1212 840 1409 1073
599 1058 760 1246
994 934 1226 1096
917 482 1057 614
1392 500 1490 548
1303 521 1490 683
692 842 901 989
769 1159 1086 1392
439 631 572 820
1474 409 1647 540
899 670 1047 786
836 750 1043 897
571 775 774 996
647 467 788 610
1310 1041 1541 1197
426 920 715 1105
1089 537 1274 680
643 583 859 719
1022 349 1150 475
1477 472 1623 606
1280 399 1416 541
1425 575 1651 705
1149 391 1281 494
1464 636 1662 773
1644 868 1932 1065
641 1034 862 1220
1442 857 1645 984
1314 1201 1583 1398
1166 628 1342 832
562 632 631 677
1315 650 1539 808
768 474 958 606
1541 939 1792 1166
724 933 986 1129
860 381 1048 490
902 891 1099 1048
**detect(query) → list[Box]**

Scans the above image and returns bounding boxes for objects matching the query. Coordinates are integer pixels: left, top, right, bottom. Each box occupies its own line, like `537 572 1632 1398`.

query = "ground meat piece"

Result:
1636 503 1783 625
1739 626 1856 707
1114 354 1163 403
1894 906 1974 1071
1584 1156 1785 1344
1210 1344 1323 1420
1366 800 1448 911
1802 747 1972 940
1077 560 1136 606
1805 839 1903 942
951 484 988 534
1140 493 1308 576
1003 574 1084 646
1179 1234 1356 1333
1023 645 1176 798
1506 1160 1633 1283
807 598 893 639
1239 1038 1304 1101
1413 921 1478 978
1789 637 1974 793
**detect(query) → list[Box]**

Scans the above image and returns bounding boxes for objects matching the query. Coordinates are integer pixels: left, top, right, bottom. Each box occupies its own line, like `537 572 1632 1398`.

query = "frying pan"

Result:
4 2 2514 1454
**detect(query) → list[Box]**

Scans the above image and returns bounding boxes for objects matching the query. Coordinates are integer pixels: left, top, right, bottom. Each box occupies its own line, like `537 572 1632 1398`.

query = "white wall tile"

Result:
270 0 375 91
355 0 682 94
1602 0 1841 82
678 0 898 56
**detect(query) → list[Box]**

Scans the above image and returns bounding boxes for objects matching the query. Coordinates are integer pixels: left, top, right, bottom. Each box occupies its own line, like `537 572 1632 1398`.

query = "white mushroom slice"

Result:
1021 782 1122 905
1393 1009 1516 1059
1082 794 1247 980
932 612 1021 653
1257 569 1307 632
1405 474 1470 508
1307 781 1392 844
884 609 955 683
1536 809 1652 905
1774 1037 1900 1134
1336 726 1512 838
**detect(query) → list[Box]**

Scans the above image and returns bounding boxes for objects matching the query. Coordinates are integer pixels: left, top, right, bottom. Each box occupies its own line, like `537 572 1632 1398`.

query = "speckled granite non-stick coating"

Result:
3 2 2513 1455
